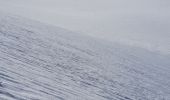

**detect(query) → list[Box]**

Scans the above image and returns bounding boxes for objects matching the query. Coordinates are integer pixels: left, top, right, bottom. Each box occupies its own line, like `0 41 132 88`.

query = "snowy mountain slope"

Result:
0 0 170 55
0 13 170 100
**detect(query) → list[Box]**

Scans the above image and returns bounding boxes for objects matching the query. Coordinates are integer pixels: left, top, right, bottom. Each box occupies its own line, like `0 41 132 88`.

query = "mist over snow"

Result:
0 0 170 100
0 0 169 54
0 11 170 100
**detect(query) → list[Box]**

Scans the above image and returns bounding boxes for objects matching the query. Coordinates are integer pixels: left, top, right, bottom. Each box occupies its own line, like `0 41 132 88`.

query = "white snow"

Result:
0 12 170 100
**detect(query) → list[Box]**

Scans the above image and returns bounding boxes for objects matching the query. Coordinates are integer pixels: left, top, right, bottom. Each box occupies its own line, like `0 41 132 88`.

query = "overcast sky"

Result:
0 0 170 54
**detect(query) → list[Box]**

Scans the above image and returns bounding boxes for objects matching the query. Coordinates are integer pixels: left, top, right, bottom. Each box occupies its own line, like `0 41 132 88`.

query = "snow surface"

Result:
0 13 170 100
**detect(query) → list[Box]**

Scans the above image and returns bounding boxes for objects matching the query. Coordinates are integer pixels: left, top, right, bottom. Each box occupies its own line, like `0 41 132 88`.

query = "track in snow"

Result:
0 13 170 100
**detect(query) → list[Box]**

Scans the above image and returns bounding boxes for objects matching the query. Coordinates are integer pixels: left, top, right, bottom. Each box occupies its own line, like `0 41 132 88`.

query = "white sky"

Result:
0 0 170 54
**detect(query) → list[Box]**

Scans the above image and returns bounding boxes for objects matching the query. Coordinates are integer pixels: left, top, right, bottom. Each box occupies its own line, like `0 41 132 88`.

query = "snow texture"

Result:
0 13 170 100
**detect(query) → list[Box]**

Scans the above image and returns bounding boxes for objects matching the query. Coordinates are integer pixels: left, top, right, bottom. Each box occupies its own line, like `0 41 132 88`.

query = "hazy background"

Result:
0 0 170 54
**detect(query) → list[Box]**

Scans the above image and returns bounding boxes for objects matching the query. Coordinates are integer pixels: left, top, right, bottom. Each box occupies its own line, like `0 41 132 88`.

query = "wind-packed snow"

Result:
0 13 170 100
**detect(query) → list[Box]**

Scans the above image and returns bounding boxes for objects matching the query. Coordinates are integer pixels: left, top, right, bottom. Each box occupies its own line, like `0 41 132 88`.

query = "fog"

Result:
0 0 170 54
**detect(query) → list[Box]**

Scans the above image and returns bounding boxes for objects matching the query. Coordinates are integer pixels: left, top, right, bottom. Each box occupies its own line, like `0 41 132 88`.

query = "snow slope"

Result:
0 13 170 100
